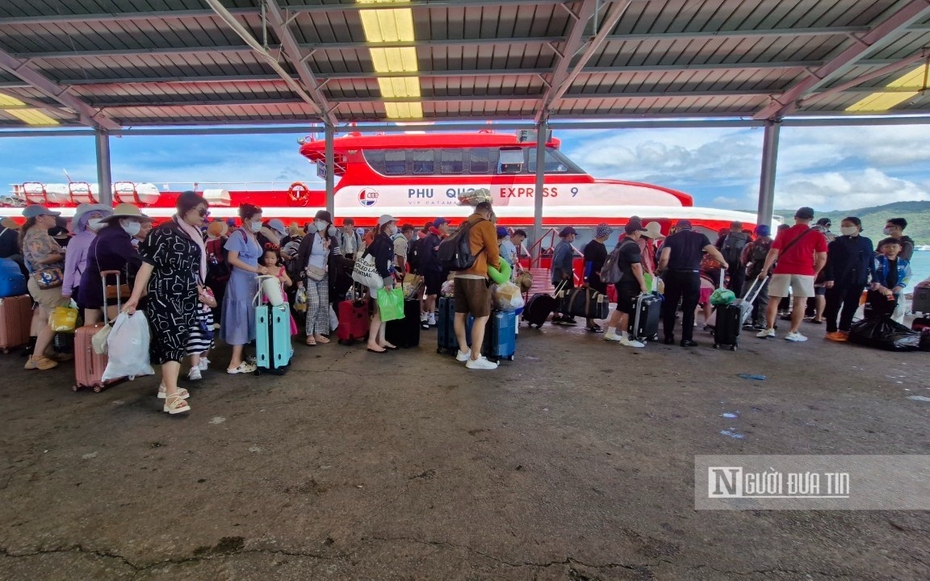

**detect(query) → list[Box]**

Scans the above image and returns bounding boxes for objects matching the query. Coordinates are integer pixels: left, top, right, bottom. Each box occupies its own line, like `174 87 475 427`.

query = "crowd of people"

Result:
2 196 927 414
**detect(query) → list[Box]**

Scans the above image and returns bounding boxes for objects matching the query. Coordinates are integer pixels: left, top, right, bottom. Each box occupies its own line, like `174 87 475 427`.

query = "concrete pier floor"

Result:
2 321 930 580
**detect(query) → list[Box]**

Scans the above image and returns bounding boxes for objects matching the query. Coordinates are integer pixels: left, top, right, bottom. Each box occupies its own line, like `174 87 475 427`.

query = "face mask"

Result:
883 227 893 235
840 226 858 236
87 218 103 232
314 220 327 232
121 220 141 237
249 221 263 233
386 225 397 237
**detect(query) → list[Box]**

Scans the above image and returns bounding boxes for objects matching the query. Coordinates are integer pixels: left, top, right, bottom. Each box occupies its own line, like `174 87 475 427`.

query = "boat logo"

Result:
358 187 379 207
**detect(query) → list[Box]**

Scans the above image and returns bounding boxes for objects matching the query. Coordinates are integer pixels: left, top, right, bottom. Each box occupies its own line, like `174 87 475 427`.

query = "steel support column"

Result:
95 129 113 206
325 124 335 217
757 120 781 228
533 119 547 259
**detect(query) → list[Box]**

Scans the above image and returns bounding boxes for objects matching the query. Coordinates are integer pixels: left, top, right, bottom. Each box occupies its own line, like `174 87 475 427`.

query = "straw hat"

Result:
642 222 665 239
100 203 152 223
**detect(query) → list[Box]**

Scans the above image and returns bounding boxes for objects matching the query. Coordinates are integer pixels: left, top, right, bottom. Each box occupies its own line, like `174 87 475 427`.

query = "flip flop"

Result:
367 347 387 354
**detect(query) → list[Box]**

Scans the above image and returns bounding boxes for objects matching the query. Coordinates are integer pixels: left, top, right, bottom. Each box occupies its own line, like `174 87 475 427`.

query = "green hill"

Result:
774 201 930 245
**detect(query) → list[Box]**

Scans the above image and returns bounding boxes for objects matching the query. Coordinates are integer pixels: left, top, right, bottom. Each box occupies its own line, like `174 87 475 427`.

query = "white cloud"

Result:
775 167 930 210
713 196 740 208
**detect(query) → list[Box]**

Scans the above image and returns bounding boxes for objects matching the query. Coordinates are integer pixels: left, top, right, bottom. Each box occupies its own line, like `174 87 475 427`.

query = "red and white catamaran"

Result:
6 130 757 234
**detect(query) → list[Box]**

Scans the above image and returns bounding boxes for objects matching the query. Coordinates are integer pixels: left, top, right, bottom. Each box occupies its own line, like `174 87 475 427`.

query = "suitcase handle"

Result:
99 269 124 326
743 276 768 304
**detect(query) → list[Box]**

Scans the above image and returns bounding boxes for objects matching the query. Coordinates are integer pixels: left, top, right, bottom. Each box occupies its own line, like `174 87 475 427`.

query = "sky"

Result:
2 122 930 213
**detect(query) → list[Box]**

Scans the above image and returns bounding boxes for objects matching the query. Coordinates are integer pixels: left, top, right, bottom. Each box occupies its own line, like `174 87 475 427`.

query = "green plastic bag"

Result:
710 288 736 306
377 287 405 322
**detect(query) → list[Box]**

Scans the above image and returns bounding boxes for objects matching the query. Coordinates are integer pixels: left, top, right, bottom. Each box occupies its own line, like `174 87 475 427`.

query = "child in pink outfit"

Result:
261 249 297 335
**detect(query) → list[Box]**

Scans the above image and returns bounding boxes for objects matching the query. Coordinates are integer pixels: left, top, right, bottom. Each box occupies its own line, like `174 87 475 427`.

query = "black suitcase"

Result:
628 293 661 341
385 299 421 348
437 296 458 354
713 277 765 350
523 293 558 327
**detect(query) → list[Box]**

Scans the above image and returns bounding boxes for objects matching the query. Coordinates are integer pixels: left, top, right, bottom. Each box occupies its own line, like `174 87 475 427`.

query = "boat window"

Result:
440 149 463 174
498 148 524 175
468 148 493 174
527 147 579 174
412 149 434 174
363 149 385 174
384 150 406 175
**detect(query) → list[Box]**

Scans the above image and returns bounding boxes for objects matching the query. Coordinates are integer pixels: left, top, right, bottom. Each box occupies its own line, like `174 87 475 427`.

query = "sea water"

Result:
909 251 929 286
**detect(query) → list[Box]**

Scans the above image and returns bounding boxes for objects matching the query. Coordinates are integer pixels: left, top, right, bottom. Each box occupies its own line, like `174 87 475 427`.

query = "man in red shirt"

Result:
755 207 828 342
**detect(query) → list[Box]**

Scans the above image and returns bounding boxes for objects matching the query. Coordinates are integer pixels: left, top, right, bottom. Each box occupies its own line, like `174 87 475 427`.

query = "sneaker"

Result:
428 313 437 326
227 361 257 374
784 331 808 342
465 356 498 370
756 328 776 339
603 332 623 342
187 367 202 381
198 358 210 371
824 331 847 342
24 356 57 371
456 350 471 362
619 337 645 348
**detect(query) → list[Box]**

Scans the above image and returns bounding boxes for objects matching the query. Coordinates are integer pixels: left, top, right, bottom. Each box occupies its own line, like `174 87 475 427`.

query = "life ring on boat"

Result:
288 182 310 206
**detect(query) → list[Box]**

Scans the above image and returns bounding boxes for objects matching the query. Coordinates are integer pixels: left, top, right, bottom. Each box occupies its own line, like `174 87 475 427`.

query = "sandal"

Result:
163 394 190 415
314 335 331 344
157 385 190 400
226 362 257 374
305 337 317 346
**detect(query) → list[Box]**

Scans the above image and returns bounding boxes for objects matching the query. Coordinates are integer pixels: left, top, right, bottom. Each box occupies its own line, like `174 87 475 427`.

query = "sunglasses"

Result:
198 209 210 217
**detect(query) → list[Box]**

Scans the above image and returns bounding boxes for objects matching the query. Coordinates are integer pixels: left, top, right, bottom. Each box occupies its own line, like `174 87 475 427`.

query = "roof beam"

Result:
264 0 337 126
753 0 930 120
800 52 930 108
536 0 599 123
0 48 119 130
17 46 271 60
0 8 258 26
202 0 324 120
548 0 634 112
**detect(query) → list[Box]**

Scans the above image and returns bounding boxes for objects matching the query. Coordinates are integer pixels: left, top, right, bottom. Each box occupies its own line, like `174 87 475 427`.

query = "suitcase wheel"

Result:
72 384 79 392
507 355 515 361
713 344 720 349
436 347 442 354
730 345 737 351
93 385 102 393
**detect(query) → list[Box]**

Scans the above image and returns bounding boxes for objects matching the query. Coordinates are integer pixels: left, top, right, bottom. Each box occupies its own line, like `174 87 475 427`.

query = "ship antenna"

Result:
62 169 73 183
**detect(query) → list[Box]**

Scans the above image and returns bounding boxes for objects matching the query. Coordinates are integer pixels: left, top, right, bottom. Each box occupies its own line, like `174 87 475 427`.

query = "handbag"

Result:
351 253 384 290
92 324 111 355
305 265 327 281
49 305 79 332
33 268 63 289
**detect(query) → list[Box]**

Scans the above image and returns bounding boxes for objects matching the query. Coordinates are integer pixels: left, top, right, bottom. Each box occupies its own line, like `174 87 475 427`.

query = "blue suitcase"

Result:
255 303 292 374
0 258 26 298
465 310 517 362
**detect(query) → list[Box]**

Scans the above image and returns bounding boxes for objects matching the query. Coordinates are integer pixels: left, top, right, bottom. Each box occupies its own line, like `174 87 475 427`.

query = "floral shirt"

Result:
23 227 63 273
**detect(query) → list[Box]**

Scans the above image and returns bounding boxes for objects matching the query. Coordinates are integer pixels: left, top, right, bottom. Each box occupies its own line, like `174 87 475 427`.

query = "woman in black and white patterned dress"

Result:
123 192 209 415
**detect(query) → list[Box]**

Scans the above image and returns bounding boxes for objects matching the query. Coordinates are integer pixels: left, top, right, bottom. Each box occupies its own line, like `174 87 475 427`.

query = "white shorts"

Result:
768 274 815 298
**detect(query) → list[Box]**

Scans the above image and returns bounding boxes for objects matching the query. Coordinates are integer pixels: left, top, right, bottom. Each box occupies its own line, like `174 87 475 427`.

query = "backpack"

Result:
744 239 772 278
721 234 747 268
206 237 231 283
600 239 635 284
407 237 422 273
438 219 485 271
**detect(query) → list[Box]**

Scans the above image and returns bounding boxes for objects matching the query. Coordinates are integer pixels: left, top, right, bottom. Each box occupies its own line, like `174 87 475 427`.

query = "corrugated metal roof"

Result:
1 0 929 129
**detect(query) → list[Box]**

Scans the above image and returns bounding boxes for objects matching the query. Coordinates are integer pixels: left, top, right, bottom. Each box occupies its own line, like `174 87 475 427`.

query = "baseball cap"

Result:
675 219 692 230
496 226 508 237
795 207 815 220
22 204 61 219
378 214 397 227
559 226 577 237
433 217 448 227
624 219 647 235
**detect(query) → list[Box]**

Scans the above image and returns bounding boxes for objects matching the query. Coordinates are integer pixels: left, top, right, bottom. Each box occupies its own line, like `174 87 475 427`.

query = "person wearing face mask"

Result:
878 218 915 262
62 203 112 307
219 203 273 374
122 192 209 414
364 215 400 353
79 204 148 328
822 217 875 342
295 210 343 346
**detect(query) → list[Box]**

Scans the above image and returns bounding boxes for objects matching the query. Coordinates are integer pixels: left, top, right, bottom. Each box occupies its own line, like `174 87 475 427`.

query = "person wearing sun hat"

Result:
78 203 150 326
551 226 578 325
62 203 112 305
581 223 613 332
363 214 400 353
20 205 68 371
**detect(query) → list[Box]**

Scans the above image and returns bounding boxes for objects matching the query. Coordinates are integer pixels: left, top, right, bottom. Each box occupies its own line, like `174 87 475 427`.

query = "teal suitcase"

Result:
256 304 292 374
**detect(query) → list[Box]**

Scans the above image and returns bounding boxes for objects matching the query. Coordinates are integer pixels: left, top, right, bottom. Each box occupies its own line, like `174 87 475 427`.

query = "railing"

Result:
8 180 325 198
525 228 585 284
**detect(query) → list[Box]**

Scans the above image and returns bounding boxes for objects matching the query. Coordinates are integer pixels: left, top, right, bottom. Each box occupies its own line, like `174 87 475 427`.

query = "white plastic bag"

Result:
329 305 339 332
102 312 155 382
492 282 525 311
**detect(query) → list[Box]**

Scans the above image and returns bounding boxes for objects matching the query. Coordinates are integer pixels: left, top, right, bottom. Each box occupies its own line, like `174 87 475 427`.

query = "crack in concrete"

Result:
0 543 347 573
693 563 858 579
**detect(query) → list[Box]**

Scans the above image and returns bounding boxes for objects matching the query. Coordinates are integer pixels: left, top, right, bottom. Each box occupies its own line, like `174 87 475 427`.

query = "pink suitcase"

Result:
0 294 33 353
73 270 125 392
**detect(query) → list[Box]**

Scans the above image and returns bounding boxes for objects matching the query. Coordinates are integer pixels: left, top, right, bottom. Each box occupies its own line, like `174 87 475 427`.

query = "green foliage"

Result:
775 201 930 245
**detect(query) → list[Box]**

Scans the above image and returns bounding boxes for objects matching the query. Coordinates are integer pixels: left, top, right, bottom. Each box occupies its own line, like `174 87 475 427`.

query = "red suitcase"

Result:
74 270 125 392
337 286 369 345
0 294 33 353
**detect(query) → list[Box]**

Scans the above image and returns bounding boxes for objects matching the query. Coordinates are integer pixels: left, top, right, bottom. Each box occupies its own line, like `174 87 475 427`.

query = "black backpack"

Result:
721 234 747 267
407 237 422 273
438 219 485 271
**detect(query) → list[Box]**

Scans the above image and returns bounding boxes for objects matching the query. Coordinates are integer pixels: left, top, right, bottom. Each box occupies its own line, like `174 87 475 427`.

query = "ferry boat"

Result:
5 130 758 237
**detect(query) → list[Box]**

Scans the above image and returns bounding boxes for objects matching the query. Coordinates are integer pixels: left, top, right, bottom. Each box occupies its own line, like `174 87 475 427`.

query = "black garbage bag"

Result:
848 316 921 351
